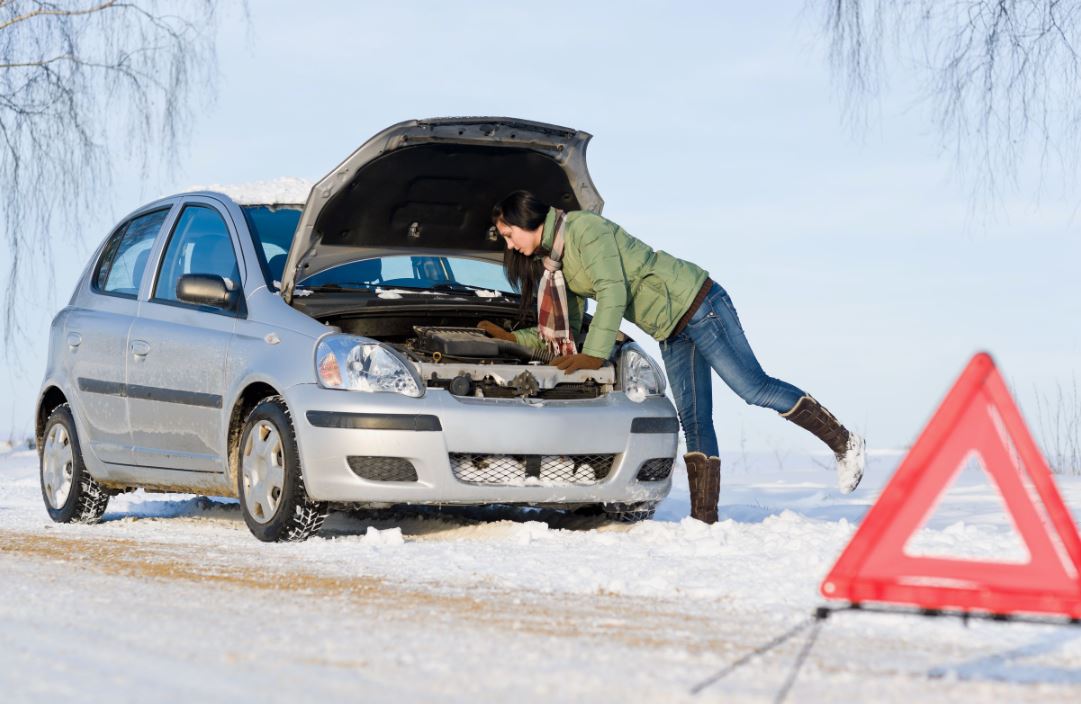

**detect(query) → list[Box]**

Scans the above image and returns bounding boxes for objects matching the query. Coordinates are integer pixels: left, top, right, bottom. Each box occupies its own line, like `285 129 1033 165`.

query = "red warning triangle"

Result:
820 352 1081 618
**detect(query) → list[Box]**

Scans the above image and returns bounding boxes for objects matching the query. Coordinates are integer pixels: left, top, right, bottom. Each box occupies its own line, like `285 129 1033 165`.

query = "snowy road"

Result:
3 448 1081 702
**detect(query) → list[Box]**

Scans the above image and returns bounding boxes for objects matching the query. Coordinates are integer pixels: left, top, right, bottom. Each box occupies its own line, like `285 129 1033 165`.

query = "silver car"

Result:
35 117 679 542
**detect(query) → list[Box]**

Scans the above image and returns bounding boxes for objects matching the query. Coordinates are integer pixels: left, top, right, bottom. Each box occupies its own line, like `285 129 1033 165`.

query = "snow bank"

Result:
5 450 1081 700
4 449 1078 608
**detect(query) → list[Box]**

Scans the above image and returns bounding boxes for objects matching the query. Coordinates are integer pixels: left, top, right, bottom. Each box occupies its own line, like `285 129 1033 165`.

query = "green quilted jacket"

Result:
512 208 709 359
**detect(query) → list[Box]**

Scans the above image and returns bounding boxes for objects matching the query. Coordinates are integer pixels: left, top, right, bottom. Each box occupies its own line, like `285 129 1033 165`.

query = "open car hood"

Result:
280 117 602 303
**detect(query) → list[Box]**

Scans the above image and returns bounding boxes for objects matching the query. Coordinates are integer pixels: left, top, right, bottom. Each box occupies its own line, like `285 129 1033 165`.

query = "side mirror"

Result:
176 274 241 311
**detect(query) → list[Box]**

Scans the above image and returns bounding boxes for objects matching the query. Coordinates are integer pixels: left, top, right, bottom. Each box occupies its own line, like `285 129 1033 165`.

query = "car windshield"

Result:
298 255 515 295
241 205 303 288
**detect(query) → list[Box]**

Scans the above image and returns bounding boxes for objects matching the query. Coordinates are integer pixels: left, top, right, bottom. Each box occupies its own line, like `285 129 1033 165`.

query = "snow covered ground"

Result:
3 447 1081 702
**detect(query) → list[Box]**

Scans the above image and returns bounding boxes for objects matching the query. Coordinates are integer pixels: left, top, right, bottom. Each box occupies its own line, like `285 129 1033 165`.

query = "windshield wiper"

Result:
367 282 474 294
295 283 375 292
431 282 491 293
431 283 515 295
301 281 515 296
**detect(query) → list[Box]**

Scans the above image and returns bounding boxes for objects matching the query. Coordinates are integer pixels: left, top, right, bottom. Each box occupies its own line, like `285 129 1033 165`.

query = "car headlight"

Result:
315 335 423 398
619 343 666 403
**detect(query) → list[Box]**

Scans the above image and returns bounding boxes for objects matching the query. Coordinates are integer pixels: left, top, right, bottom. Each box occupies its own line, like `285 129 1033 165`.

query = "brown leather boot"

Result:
685 452 720 524
781 395 865 494
781 396 848 454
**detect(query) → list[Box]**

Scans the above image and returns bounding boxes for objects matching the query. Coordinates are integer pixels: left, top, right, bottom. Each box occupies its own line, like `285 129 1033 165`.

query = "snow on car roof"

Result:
183 176 313 205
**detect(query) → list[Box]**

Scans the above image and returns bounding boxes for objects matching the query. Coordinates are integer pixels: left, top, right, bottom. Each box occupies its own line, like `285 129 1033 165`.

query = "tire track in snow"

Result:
0 527 738 654
3 531 1081 701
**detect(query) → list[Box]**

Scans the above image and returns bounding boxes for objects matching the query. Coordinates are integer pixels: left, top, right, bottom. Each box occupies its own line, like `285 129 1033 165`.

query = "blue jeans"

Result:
660 282 806 457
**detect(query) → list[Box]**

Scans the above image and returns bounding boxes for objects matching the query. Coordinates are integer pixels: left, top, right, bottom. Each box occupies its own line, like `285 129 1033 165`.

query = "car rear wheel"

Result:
237 396 327 542
40 404 110 524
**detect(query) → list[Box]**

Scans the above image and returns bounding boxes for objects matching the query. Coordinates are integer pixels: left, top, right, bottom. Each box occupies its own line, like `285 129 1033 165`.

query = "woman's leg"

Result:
682 284 804 413
660 333 718 457
661 333 721 522
682 283 865 492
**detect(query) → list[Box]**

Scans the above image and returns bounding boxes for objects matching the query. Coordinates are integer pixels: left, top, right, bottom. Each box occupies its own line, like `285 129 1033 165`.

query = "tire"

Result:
237 396 327 542
40 403 110 524
603 501 657 523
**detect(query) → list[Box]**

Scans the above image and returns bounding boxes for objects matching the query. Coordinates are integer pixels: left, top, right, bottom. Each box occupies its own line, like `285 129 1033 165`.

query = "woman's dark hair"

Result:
491 189 548 230
492 190 550 319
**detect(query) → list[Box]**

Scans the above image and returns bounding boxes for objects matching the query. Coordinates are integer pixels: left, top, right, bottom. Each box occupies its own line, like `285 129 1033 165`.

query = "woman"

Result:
478 191 864 523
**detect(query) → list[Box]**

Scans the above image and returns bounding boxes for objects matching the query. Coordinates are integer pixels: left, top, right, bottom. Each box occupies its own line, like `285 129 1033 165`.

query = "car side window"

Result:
154 205 241 304
92 209 170 298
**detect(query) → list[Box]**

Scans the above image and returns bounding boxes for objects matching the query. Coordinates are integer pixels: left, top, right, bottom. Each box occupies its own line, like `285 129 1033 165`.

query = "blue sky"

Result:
4 1 1079 455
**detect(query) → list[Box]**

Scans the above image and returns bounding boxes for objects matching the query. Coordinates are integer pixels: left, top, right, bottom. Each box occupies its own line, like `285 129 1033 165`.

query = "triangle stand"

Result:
821 352 1081 618
693 353 1081 702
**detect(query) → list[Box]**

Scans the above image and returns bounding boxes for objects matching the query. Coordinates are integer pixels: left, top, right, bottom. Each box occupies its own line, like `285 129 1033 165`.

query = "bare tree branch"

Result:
1034 377 1081 475
0 1 241 346
0 1 120 33
811 0 1081 203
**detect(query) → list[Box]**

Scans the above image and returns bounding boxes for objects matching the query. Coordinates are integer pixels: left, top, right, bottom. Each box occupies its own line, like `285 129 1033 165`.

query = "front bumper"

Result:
284 384 678 505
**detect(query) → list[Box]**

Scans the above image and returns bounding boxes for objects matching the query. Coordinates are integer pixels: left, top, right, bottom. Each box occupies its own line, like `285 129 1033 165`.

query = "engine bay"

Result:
409 326 542 364
406 326 614 400
326 311 616 399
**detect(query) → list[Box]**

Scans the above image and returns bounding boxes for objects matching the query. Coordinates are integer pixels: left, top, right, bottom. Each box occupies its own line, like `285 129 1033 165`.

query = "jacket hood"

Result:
281 117 603 303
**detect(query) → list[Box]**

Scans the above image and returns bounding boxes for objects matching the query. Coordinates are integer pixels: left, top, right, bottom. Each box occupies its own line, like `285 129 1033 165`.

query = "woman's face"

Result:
496 219 542 256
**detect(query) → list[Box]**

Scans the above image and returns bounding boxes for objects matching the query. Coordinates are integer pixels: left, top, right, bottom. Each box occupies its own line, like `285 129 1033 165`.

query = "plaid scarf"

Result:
537 209 577 358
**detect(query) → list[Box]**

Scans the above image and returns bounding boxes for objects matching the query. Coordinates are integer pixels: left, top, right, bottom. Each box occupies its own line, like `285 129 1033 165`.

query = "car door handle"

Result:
66 332 82 349
130 339 151 358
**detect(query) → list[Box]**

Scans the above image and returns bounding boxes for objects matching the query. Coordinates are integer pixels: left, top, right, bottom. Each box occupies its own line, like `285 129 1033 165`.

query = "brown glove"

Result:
477 320 515 342
551 353 604 373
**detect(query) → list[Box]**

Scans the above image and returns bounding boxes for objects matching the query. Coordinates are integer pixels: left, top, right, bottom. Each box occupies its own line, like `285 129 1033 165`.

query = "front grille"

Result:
449 453 615 485
636 457 674 482
347 456 418 482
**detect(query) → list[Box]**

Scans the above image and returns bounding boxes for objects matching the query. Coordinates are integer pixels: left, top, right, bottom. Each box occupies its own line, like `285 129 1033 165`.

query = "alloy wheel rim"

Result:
241 420 285 524
42 424 74 509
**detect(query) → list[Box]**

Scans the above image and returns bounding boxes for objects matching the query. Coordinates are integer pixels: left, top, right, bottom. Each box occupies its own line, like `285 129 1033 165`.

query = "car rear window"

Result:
92 208 171 298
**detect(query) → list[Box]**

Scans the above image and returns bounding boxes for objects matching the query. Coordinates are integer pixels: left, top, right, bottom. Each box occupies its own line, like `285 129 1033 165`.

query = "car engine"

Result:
401 326 613 400
409 326 543 364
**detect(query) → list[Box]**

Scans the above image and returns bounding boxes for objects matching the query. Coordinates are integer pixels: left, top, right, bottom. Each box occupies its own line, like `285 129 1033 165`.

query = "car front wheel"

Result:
40 403 111 524
237 396 327 542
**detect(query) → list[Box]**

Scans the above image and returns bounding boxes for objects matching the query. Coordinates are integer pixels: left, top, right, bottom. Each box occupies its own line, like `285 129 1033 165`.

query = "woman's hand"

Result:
551 353 604 373
477 320 515 342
